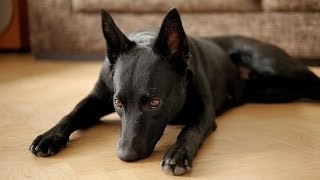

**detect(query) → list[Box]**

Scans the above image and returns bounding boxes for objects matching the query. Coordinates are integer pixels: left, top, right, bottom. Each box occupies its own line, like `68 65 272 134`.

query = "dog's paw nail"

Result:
184 159 188 166
186 165 192 172
29 145 34 151
36 151 48 157
165 159 171 164
174 166 186 176
35 146 40 152
169 159 176 165
160 160 164 166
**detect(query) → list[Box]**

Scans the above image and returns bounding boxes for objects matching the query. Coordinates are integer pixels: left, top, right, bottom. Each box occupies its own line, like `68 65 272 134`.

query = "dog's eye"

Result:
149 98 161 109
114 98 123 108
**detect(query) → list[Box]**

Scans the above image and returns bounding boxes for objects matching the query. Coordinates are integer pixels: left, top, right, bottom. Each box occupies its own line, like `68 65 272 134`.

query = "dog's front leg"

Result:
29 80 114 156
162 106 216 176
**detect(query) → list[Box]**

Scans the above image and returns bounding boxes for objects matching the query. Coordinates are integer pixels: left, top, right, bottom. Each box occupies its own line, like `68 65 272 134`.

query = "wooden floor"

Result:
1 54 320 179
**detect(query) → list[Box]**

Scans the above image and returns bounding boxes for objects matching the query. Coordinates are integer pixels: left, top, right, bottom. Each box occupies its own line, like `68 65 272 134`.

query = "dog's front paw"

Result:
161 145 192 176
29 131 69 157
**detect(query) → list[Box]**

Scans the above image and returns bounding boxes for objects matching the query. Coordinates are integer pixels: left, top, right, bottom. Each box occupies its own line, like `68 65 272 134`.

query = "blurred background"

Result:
1 1 320 179
0 0 320 62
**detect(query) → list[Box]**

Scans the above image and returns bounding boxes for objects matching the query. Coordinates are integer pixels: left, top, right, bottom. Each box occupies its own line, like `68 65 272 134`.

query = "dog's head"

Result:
101 8 190 161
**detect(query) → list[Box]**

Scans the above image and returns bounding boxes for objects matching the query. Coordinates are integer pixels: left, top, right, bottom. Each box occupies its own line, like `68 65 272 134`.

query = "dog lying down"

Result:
30 8 320 176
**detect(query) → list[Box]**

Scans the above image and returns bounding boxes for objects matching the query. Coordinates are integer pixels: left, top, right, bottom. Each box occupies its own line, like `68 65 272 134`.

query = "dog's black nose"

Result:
117 148 139 162
117 141 152 162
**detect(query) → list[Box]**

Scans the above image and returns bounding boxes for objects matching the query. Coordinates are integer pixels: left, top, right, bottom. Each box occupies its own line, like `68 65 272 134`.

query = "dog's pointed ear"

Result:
101 9 135 64
153 8 189 61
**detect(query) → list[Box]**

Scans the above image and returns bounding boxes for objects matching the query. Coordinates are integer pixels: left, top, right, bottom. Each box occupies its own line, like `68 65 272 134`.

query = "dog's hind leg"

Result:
212 36 320 103
29 77 115 157
239 54 320 103
244 75 320 103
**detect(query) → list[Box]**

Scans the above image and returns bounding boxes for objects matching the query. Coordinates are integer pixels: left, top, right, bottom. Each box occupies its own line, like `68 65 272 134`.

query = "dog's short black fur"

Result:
30 8 320 175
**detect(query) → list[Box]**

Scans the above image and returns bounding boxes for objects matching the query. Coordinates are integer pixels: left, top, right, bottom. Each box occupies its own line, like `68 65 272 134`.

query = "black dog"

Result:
30 8 320 176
